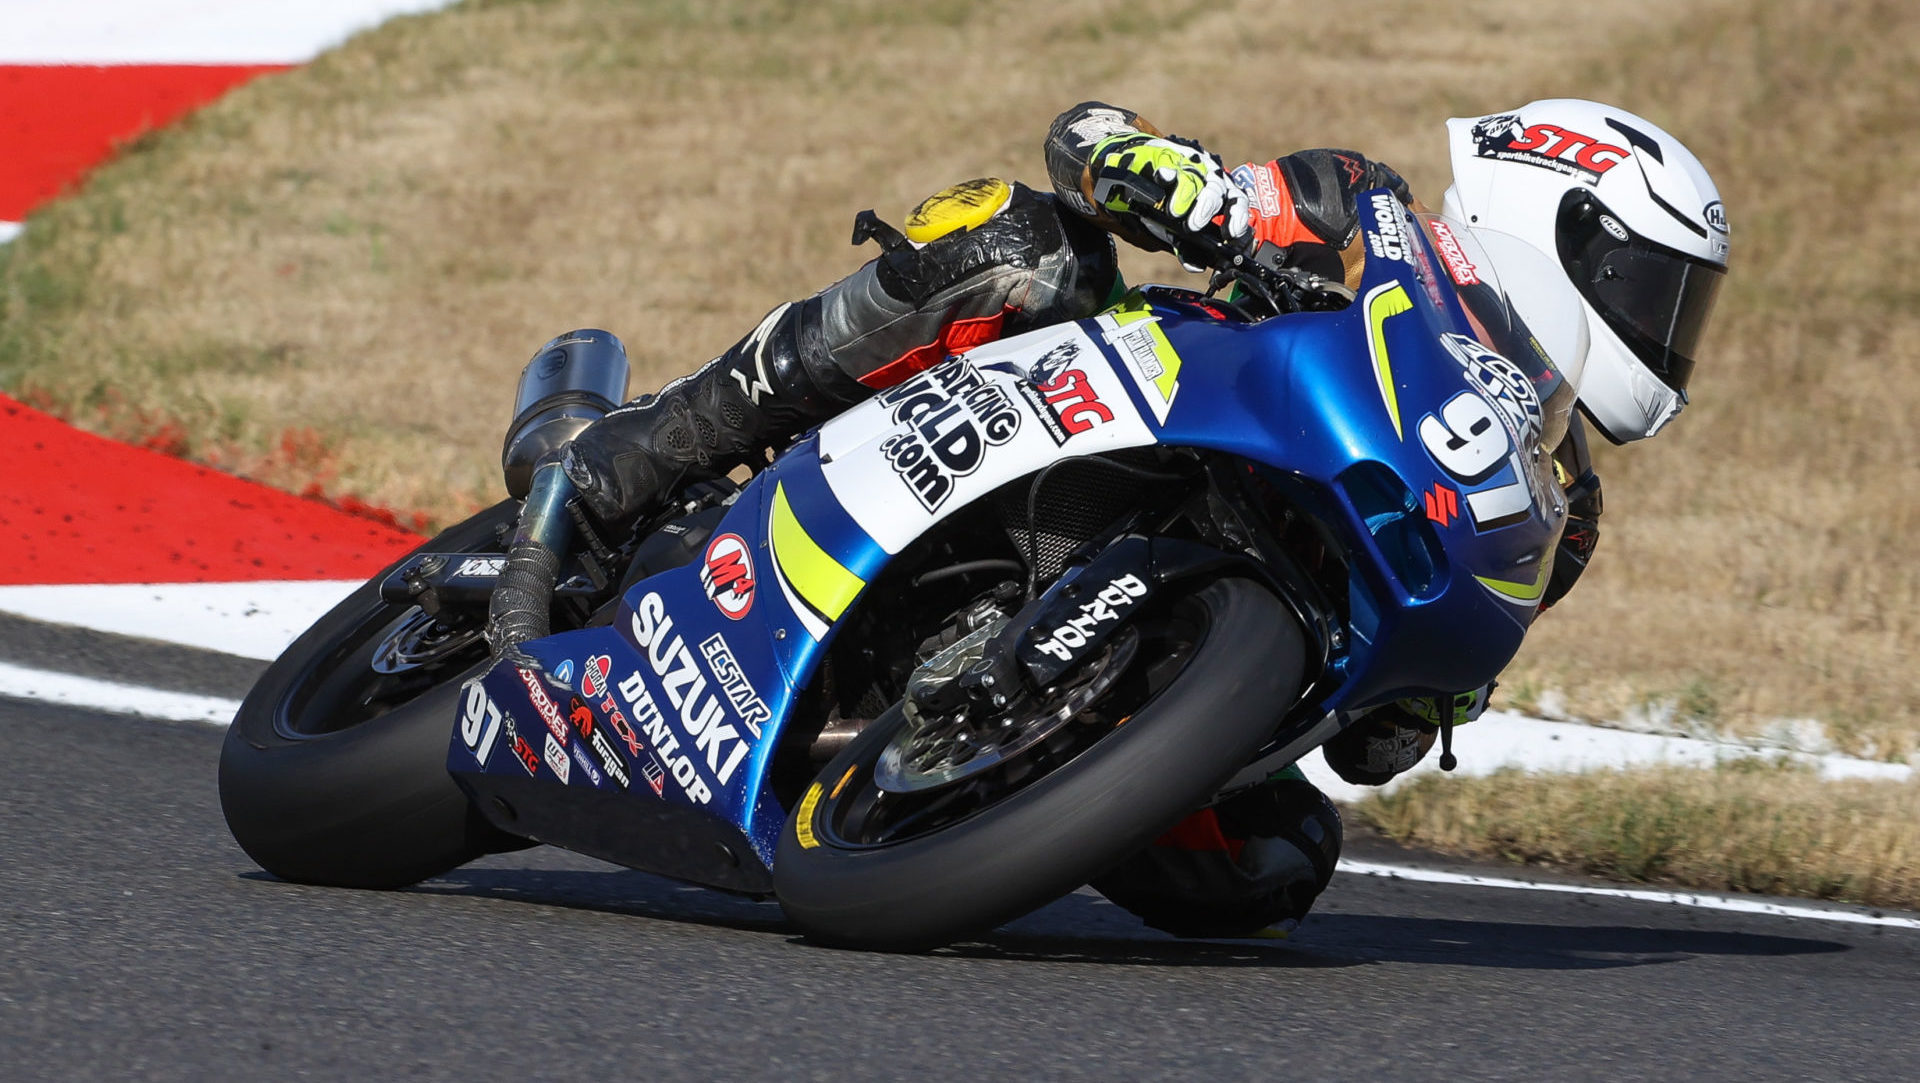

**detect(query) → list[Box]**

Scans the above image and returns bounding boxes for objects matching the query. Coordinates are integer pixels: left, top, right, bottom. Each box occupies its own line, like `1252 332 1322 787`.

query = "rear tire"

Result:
774 577 1304 952
218 500 532 889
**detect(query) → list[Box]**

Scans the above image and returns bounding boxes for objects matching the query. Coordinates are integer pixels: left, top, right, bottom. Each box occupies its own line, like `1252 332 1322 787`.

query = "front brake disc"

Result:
876 623 1139 793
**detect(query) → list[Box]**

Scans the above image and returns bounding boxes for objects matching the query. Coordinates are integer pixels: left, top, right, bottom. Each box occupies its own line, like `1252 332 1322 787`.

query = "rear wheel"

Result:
218 500 532 889
774 577 1304 952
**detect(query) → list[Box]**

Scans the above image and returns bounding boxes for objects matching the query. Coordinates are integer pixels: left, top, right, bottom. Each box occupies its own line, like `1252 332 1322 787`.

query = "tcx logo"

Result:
1032 574 1149 662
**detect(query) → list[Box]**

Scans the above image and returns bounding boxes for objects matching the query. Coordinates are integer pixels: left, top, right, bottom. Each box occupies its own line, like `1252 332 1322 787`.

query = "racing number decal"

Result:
1418 391 1533 531
461 682 504 766
1419 393 1508 482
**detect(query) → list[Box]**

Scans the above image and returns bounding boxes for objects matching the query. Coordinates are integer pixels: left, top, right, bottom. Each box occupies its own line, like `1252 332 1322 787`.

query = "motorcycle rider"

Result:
554 98 1730 937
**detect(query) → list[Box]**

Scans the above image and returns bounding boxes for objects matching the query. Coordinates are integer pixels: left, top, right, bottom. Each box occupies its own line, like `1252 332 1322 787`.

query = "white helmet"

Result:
1440 99 1729 443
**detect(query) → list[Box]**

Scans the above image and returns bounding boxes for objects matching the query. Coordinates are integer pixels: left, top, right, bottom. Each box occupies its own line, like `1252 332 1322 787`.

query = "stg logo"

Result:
700 533 755 620
1472 114 1628 181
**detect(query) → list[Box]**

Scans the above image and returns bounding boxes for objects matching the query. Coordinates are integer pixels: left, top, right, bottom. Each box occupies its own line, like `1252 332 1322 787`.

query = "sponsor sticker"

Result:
875 357 1022 512
581 654 614 699
640 757 667 795
452 557 505 578
568 696 596 739
552 659 574 689
518 667 570 745
602 697 643 756
1105 320 1182 425
700 533 756 620
1366 192 1410 263
1016 360 1114 446
1439 333 1543 447
1230 161 1283 218
543 732 571 784
1030 573 1149 662
1426 218 1481 286
569 695 631 789
569 740 603 788
618 591 768 805
510 733 541 776
698 633 770 738
1469 114 1628 182
587 726 631 789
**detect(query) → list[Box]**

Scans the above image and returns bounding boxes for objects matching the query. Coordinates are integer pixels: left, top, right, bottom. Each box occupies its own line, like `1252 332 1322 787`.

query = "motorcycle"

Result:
219 191 1574 951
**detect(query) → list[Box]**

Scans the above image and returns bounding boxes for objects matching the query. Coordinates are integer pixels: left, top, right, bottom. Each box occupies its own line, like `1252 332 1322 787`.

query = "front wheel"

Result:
218 499 531 889
774 577 1305 951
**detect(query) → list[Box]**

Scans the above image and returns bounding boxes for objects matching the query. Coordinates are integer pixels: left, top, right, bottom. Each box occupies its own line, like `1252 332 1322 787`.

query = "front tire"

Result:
218 500 531 889
774 577 1305 951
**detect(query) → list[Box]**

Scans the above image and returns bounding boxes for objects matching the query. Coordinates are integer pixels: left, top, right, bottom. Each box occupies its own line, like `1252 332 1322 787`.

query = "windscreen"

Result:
1416 213 1581 452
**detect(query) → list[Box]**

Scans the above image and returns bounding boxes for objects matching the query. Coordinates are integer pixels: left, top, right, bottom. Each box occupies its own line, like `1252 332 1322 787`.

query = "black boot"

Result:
561 296 868 530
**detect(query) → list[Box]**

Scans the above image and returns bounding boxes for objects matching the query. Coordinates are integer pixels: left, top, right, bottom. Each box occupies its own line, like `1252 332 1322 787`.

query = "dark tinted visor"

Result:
1557 190 1724 394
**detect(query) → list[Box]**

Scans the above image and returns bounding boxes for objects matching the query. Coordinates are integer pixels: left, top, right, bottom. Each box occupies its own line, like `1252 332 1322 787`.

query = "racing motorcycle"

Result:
219 192 1573 951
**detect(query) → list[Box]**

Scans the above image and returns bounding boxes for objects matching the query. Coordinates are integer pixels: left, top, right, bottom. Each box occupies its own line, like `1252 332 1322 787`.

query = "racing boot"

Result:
1321 685 1492 786
560 297 869 531
562 178 1118 531
1091 765 1344 938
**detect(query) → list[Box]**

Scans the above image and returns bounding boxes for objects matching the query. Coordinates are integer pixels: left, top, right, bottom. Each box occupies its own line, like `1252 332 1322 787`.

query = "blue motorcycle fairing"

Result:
448 190 1570 887
1108 194 1567 709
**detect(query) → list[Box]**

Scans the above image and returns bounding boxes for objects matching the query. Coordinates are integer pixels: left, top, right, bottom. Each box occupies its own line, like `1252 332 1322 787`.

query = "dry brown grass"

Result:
0 0 1913 758
1361 763 1920 910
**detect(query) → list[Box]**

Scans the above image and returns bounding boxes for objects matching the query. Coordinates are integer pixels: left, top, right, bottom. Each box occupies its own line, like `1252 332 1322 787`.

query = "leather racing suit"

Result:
559 101 1605 936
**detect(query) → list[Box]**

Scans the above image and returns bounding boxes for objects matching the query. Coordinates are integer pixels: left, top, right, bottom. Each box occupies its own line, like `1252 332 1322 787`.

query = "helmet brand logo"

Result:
1703 200 1728 235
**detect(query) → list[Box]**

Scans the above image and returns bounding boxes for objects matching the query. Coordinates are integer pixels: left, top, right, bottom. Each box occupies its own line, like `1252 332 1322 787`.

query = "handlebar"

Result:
1110 179 1356 316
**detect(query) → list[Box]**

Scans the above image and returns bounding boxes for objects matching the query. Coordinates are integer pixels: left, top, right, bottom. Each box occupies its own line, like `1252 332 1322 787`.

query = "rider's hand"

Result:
1090 133 1251 266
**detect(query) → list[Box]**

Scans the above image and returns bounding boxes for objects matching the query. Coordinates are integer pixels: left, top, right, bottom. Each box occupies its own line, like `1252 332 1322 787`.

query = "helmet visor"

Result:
1557 191 1724 394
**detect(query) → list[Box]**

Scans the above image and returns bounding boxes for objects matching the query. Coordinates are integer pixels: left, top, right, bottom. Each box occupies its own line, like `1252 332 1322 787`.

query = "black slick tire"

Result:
218 500 530 889
773 577 1304 952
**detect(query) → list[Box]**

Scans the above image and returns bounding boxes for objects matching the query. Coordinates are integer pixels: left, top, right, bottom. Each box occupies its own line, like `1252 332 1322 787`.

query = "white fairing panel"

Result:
815 324 1158 554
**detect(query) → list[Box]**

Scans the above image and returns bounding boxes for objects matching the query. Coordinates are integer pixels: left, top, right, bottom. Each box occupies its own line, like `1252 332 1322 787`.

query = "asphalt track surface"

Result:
5 621 1919 1081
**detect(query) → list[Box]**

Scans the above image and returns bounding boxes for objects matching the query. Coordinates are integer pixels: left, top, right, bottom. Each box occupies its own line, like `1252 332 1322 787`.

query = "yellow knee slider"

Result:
904 178 1012 245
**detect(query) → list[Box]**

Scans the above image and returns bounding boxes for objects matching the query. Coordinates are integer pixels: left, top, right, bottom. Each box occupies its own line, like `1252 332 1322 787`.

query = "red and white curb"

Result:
0 0 456 242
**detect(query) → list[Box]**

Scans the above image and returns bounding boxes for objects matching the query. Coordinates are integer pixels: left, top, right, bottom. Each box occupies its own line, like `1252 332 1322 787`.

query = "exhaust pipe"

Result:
501 329 630 498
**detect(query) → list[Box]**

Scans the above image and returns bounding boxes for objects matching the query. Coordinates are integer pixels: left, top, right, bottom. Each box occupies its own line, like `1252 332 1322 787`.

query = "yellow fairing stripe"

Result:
771 482 864 622
1364 282 1413 440
1475 557 1553 604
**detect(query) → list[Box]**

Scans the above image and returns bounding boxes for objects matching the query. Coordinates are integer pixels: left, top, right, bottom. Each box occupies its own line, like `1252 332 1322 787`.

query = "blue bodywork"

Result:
446 193 1568 890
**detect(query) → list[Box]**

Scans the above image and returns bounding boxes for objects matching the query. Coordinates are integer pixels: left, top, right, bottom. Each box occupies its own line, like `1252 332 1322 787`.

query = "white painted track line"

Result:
0 660 239 725
0 580 360 661
1295 711 1913 803
0 0 457 64
1343 859 1920 931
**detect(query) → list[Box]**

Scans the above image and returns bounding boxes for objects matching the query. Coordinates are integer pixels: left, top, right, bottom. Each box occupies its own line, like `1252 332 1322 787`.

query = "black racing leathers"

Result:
548 100 1607 937
562 180 1116 528
562 97 1602 595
